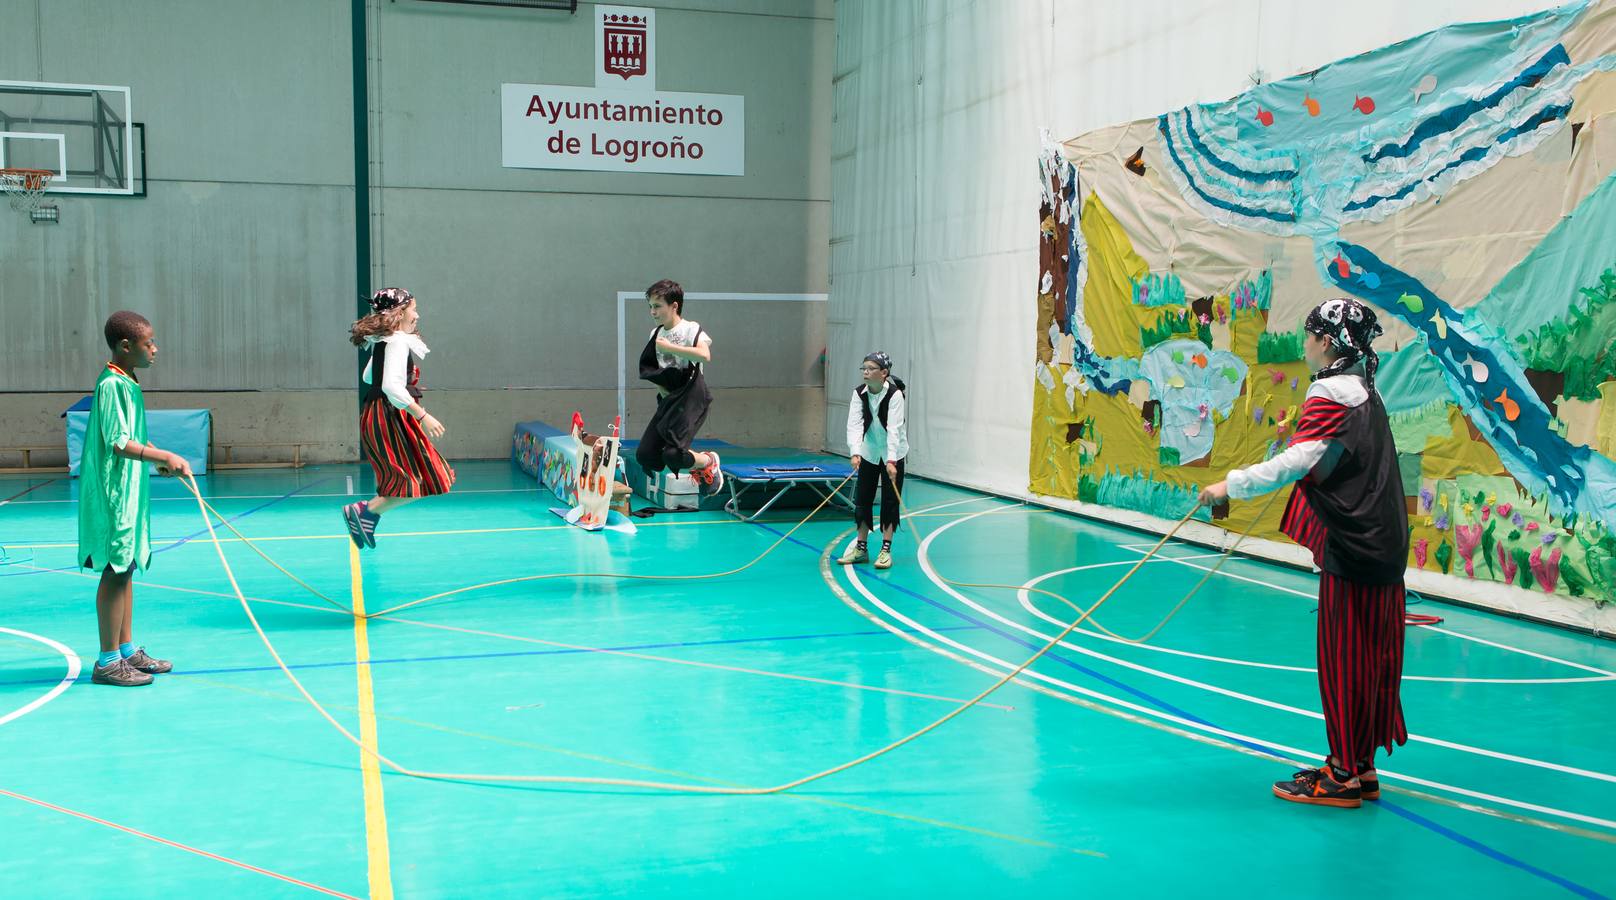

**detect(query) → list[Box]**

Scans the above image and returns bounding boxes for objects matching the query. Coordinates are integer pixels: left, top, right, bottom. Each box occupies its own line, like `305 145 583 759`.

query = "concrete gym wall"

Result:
0 0 831 468
0 0 356 466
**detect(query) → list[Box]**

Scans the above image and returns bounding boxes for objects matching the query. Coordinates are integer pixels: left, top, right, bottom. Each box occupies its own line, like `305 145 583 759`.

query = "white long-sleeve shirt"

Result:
845 383 908 463
1227 374 1365 499
360 332 430 410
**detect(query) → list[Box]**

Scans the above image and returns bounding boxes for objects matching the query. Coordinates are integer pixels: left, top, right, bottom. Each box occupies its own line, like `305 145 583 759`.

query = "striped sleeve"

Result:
1289 397 1350 444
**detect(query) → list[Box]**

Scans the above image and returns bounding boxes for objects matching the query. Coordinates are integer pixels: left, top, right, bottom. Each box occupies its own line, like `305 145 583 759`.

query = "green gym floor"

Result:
0 461 1612 898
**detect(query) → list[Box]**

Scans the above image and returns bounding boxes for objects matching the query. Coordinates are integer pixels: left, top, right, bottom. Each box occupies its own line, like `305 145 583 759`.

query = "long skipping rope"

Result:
910 485 1286 645
177 469 1241 794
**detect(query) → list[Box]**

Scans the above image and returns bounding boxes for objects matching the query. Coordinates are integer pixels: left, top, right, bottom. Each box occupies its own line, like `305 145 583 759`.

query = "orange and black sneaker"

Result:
1272 766 1362 808
1360 767 1380 801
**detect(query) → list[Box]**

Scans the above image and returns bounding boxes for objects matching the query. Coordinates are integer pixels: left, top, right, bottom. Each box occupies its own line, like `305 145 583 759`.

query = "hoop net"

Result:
0 168 55 212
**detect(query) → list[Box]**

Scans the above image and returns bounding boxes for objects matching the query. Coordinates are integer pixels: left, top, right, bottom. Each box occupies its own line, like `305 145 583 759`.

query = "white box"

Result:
650 471 701 510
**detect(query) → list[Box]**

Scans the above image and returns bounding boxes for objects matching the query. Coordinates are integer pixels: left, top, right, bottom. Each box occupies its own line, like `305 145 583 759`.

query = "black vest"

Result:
858 378 906 435
639 326 704 392
365 339 423 404
1298 390 1410 584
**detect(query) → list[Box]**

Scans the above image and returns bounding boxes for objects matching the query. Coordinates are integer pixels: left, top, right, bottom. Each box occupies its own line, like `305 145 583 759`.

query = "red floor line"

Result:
0 786 361 899
0 478 59 505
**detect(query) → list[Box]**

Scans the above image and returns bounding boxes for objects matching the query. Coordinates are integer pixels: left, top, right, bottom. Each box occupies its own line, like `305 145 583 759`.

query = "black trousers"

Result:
853 458 904 532
635 421 697 474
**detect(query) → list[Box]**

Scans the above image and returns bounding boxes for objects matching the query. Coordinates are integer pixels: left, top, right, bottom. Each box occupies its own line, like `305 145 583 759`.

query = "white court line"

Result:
837 538 1616 832
919 508 1616 785
0 628 80 726
1118 544 1616 680
1017 567 1615 686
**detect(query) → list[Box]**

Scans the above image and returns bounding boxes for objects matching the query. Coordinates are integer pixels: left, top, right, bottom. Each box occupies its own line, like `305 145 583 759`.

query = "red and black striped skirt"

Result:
1317 573 1409 775
359 397 455 498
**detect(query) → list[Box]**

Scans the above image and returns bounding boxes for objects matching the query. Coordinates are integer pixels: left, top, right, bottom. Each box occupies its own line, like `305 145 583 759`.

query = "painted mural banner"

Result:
1032 1 1616 608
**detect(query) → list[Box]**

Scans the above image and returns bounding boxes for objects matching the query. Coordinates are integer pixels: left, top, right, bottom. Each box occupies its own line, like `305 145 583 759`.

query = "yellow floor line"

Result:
350 542 394 900
186 676 1101 857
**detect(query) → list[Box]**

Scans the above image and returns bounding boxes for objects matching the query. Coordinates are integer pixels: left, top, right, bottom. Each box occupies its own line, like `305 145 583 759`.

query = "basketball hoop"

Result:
0 167 55 213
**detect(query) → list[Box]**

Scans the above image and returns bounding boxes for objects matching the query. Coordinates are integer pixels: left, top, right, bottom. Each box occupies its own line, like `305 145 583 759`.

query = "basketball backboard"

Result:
0 80 137 195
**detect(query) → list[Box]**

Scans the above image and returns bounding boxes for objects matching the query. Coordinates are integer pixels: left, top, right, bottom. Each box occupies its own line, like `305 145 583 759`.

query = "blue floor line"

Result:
772 501 1609 899
0 477 334 579
3 477 1603 896
0 624 985 687
1379 800 1610 899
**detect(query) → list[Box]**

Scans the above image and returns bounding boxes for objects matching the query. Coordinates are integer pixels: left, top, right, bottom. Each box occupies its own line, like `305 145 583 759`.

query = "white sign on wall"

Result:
596 5 655 91
502 4 745 176
502 84 744 175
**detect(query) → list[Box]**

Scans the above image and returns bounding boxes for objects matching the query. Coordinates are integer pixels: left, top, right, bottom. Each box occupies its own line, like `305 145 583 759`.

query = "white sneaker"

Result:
706 453 724 495
838 544 868 565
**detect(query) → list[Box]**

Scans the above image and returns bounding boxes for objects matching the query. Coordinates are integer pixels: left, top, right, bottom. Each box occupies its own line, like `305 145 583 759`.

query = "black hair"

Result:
104 310 152 350
647 279 684 315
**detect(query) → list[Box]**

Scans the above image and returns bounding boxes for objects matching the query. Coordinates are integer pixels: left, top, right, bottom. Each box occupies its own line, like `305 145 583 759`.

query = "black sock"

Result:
856 539 867 549
881 539 892 551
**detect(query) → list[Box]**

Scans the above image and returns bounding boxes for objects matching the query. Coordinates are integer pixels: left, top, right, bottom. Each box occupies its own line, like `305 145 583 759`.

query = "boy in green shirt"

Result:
79 311 192 687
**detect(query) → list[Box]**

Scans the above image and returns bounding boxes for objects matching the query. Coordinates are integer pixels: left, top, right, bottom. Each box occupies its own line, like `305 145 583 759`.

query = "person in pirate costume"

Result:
838 351 908 570
341 288 456 549
1200 297 1409 809
635 279 723 495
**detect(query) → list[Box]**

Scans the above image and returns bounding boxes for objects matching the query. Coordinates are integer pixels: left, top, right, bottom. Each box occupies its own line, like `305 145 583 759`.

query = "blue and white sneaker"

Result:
342 501 380 549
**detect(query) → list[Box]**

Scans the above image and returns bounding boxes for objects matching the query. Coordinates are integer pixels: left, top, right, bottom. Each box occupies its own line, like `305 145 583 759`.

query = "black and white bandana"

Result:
1304 297 1383 386
368 287 414 313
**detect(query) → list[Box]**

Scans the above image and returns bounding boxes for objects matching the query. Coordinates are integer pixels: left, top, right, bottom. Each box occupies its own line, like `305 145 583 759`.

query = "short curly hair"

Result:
104 311 152 350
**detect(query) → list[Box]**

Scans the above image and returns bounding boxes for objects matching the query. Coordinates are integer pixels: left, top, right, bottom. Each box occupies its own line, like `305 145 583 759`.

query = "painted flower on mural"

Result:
1455 524 1482 577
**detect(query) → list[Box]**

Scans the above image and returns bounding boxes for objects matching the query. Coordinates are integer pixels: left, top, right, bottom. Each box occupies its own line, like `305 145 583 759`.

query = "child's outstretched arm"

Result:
114 440 192 477
1200 395 1348 506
